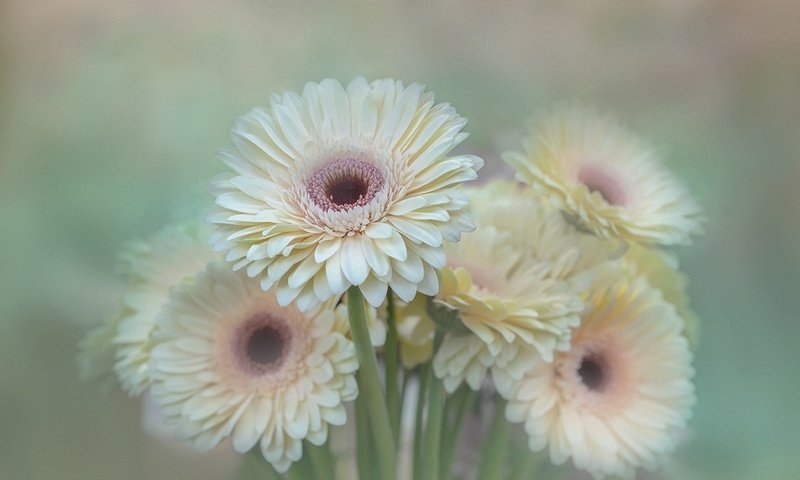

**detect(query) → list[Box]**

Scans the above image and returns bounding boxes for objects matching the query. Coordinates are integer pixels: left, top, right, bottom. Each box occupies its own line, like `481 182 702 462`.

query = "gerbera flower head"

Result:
209 78 483 311
503 106 704 246
148 262 358 473
113 223 218 396
495 267 696 479
431 212 583 393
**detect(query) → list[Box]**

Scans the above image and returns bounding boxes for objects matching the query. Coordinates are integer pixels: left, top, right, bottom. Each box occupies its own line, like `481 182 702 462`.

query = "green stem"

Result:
440 388 477 479
305 441 335 480
509 449 545 480
238 448 281 480
385 293 401 440
412 364 430 480
421 332 445 480
354 387 373 480
287 451 315 480
347 287 396 480
478 398 512 480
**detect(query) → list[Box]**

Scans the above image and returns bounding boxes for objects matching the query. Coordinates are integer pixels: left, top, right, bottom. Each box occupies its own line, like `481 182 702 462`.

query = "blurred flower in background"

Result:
1 1 799 479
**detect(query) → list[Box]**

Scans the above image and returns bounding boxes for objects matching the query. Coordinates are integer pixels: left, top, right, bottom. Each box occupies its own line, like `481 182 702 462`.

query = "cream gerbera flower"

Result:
495 268 696 479
149 262 358 473
432 224 583 393
113 223 218 396
504 106 703 246
209 78 483 311
622 244 700 347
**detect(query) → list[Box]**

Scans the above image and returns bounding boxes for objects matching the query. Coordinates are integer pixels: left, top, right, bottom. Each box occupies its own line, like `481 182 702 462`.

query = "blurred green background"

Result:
1 1 798 479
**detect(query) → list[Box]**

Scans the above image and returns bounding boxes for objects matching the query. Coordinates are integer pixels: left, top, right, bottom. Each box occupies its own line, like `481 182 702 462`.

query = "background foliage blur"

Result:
1 1 798 479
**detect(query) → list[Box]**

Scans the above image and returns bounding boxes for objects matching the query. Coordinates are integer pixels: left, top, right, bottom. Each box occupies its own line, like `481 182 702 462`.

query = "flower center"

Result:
235 315 291 376
307 158 384 211
578 352 608 392
577 164 626 206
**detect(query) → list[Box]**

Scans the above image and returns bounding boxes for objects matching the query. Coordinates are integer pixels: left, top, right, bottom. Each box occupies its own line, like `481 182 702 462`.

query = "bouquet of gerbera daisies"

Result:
79 77 703 480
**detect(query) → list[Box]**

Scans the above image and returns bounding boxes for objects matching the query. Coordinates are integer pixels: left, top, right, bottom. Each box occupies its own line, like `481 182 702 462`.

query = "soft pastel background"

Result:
1 1 798 479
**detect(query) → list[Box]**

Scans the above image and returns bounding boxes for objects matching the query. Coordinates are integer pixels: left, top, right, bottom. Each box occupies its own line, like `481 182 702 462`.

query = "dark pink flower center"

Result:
578 352 609 392
307 158 384 211
235 315 291 375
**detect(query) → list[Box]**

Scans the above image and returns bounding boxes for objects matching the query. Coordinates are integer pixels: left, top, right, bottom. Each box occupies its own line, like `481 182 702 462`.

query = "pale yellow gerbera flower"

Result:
622 244 700 347
504 106 703 246
113 223 218 396
431 224 583 393
149 262 358 473
209 78 483 311
495 267 696 479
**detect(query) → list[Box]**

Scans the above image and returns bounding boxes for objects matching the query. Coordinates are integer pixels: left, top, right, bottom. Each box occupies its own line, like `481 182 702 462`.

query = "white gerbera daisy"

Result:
113 223 217 396
431 224 583 393
495 268 696 479
209 77 483 311
504 106 703 246
148 262 358 473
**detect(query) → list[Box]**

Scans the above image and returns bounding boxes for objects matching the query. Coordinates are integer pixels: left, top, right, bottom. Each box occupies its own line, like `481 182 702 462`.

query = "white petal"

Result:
359 275 389 307
340 238 369 286
374 230 407 261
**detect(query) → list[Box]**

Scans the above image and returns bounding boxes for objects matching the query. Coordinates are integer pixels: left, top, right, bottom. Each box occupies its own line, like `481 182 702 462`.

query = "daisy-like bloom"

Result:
113 223 218 396
622 244 700 347
208 77 483 311
495 268 696 479
431 224 583 393
503 106 703 246
148 262 358 473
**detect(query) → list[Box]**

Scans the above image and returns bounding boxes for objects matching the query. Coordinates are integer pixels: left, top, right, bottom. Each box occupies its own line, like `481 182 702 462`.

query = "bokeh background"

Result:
1 1 799 479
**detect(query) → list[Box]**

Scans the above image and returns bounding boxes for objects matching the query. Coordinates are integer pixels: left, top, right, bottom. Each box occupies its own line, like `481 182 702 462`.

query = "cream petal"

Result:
288 254 324 289
392 251 424 283
272 103 312 154
325 251 348 295
389 217 443 247
361 238 390 278
340 237 369 286
389 275 418 303
359 275 389 308
374 230 408 261
364 221 393 239
314 237 342 263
